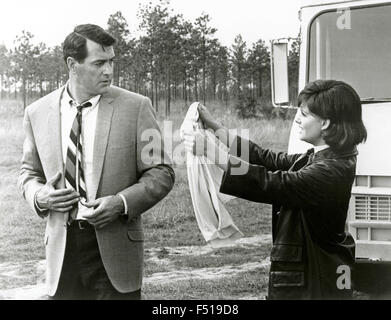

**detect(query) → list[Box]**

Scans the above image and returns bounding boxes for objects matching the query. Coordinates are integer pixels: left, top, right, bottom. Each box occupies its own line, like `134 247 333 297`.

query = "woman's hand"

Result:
198 104 220 131
183 130 229 171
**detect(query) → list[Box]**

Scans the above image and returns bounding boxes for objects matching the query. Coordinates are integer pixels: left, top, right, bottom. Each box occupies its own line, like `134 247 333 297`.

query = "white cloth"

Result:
60 86 127 219
180 102 243 247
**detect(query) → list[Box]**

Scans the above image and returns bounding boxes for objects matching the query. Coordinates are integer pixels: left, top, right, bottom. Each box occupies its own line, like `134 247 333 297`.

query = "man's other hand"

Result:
82 195 125 229
36 172 80 213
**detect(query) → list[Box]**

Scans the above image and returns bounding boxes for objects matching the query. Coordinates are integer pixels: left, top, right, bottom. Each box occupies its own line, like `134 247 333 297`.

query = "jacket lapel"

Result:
91 91 115 200
46 86 66 189
290 152 309 171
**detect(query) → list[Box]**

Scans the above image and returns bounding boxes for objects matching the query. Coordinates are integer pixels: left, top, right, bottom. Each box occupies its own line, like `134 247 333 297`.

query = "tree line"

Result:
0 0 299 117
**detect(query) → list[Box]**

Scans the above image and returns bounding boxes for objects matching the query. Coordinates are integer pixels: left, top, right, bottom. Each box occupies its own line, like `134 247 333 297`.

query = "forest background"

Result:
0 0 300 118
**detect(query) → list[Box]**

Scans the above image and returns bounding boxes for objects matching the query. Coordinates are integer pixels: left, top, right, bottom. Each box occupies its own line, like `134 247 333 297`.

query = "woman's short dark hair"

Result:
63 24 116 64
298 80 367 152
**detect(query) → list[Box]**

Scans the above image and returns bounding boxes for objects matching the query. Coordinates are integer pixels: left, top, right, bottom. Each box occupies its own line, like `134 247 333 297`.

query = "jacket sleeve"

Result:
17 110 48 218
118 97 175 220
229 135 302 171
220 154 341 208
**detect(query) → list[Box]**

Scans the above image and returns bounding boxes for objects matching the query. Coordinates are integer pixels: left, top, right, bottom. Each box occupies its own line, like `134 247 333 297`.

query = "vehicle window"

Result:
308 5 391 100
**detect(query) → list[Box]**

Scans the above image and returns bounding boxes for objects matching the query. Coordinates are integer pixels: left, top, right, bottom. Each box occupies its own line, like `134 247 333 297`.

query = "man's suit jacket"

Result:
18 85 175 296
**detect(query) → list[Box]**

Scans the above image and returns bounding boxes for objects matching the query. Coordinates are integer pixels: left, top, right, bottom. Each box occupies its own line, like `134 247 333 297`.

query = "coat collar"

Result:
291 146 358 172
47 86 66 181
313 146 358 161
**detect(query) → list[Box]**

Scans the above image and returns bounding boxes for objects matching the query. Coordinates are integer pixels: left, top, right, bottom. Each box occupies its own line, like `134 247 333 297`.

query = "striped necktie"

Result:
65 101 92 220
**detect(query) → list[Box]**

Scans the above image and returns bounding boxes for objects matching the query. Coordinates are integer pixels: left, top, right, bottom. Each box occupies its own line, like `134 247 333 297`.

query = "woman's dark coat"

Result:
220 136 357 300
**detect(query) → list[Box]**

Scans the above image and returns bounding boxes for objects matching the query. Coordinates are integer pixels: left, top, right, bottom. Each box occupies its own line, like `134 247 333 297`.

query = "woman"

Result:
183 80 367 299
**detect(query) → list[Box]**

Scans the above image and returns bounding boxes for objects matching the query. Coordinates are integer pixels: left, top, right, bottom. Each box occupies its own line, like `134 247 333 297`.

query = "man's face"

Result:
74 39 115 96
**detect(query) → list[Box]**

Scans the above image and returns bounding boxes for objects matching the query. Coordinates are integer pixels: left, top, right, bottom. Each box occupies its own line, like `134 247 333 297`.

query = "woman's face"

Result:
295 103 328 146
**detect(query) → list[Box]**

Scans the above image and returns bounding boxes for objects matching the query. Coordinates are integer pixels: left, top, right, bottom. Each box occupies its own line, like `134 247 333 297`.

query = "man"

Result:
18 24 175 300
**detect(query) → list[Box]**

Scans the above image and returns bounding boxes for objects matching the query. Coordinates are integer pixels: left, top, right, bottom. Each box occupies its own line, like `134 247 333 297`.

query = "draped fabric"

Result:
180 102 243 247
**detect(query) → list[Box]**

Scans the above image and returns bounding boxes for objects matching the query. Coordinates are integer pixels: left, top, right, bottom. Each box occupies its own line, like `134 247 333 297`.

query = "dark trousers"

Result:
49 221 141 300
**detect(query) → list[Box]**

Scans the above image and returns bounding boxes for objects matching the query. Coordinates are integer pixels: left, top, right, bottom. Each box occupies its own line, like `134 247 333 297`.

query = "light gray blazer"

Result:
18 85 175 296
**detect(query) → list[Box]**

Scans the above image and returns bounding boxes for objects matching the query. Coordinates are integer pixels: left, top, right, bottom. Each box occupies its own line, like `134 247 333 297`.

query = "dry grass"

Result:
0 99 46 267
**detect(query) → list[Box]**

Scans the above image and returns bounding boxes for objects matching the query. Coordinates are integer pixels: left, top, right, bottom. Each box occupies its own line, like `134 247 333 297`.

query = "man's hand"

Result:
36 172 80 213
82 195 125 229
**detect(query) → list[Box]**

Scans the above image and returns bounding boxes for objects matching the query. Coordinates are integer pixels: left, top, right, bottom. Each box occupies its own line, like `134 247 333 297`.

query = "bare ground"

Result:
0 234 272 300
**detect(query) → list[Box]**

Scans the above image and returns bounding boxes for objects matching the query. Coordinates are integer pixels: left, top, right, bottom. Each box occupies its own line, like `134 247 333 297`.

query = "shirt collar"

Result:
64 82 101 109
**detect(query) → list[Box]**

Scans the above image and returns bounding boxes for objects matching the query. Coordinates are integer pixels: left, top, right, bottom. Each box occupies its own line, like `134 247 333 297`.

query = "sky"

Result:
0 0 302 49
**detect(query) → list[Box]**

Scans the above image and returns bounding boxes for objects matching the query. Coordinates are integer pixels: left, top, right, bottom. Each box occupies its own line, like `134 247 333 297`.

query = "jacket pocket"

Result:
270 271 305 288
270 244 303 262
44 234 49 246
127 230 144 242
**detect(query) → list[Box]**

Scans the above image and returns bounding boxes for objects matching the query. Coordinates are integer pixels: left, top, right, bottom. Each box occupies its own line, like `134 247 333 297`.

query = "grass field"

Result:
0 98 293 299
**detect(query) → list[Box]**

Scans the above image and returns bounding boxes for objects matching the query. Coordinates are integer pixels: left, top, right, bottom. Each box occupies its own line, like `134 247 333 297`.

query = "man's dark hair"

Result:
298 80 367 152
63 24 116 64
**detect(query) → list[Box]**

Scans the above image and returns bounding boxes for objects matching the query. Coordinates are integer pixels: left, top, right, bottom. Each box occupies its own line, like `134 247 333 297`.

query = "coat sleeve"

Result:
117 97 175 220
229 135 302 171
17 110 48 218
220 154 342 208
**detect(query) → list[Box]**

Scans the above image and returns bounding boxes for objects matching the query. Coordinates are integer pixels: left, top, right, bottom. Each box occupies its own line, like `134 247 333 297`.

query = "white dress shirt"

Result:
60 86 127 219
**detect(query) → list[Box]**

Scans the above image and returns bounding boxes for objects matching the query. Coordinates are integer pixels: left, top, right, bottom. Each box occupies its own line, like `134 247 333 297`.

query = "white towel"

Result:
180 102 243 247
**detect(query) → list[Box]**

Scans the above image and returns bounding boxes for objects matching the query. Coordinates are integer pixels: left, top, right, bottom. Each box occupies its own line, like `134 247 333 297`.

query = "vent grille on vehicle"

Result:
355 196 391 221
